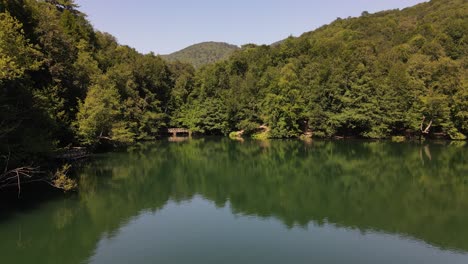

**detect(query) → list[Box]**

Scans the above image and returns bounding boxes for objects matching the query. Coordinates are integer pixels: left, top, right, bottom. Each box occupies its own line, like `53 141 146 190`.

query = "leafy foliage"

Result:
0 11 41 80
76 77 121 145
0 0 192 169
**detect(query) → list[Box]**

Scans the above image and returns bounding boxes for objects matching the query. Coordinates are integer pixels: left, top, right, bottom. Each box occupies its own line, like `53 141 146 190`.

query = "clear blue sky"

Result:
75 0 427 55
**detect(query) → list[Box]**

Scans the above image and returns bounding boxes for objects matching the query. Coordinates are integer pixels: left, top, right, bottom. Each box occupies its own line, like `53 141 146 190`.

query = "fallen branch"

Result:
423 119 432 134
0 166 42 197
420 116 433 134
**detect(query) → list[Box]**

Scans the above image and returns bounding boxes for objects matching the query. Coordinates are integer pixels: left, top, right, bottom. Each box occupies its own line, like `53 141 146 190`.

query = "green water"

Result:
1 138 468 264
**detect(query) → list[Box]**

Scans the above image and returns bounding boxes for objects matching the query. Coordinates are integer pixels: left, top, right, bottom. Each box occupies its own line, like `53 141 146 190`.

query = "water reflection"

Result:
0 139 467 264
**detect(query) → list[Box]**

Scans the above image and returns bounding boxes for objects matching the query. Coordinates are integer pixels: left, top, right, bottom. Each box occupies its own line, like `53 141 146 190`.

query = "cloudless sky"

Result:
75 0 427 55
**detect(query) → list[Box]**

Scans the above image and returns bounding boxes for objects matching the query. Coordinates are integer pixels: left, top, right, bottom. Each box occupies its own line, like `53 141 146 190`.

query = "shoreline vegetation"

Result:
0 0 467 195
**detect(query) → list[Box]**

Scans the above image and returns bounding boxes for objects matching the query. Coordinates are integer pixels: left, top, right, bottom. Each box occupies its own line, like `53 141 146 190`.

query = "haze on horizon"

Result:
76 0 427 55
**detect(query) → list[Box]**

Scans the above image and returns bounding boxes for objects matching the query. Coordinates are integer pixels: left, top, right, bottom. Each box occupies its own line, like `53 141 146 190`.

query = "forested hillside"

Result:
162 42 239 68
0 0 194 179
174 0 467 139
0 0 467 187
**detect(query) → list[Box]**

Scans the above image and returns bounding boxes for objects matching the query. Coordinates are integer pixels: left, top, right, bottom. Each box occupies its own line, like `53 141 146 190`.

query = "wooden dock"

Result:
168 128 192 137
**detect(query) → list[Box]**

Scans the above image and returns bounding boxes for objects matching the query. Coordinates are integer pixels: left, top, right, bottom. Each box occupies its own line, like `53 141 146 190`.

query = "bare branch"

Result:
419 116 432 135
423 120 433 134
0 166 43 197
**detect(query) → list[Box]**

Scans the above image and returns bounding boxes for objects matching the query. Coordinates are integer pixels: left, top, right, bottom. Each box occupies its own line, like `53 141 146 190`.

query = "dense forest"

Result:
0 0 467 187
177 0 467 140
0 0 196 187
162 41 240 68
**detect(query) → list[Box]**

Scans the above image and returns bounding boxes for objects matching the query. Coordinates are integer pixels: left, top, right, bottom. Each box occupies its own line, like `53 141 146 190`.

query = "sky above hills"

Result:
76 0 427 55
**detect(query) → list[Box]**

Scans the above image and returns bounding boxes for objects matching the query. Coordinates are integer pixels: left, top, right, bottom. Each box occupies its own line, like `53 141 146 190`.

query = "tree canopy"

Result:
177 0 467 139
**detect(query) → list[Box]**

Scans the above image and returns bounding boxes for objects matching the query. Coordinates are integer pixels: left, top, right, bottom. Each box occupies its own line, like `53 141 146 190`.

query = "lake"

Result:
1 138 468 264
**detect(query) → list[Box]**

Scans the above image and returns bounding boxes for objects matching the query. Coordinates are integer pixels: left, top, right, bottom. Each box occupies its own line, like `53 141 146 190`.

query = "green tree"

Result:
76 78 121 145
0 12 41 80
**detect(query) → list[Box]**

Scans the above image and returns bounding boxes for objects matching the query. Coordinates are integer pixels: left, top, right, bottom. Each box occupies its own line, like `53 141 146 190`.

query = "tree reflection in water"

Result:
1 139 467 263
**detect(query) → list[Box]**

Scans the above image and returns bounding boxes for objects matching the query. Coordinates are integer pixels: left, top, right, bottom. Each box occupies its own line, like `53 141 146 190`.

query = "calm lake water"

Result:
1 138 468 264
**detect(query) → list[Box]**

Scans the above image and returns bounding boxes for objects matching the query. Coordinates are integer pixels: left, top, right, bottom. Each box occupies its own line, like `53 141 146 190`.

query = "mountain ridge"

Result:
161 41 239 68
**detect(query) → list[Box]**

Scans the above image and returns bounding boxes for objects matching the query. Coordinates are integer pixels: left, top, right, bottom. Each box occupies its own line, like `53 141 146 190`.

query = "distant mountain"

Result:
162 42 239 68
270 37 290 47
